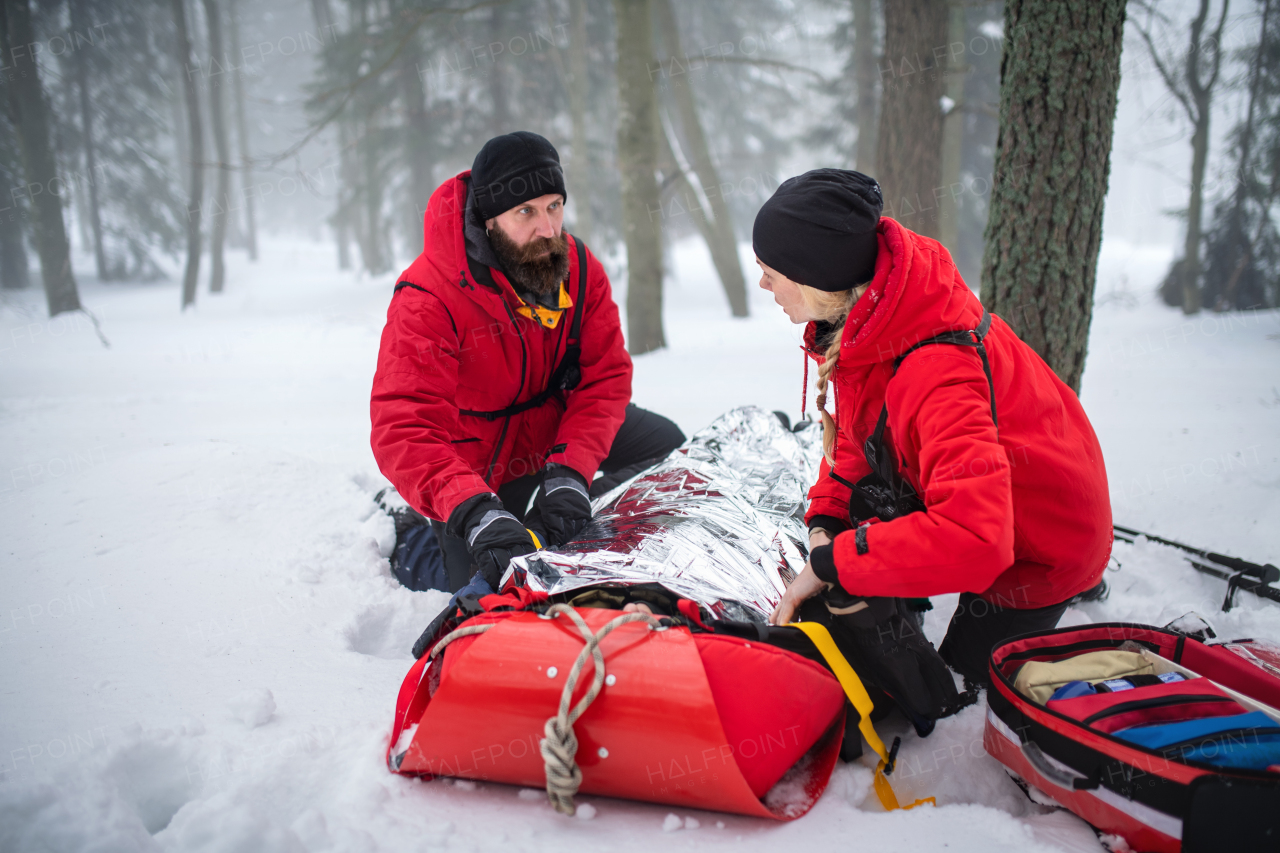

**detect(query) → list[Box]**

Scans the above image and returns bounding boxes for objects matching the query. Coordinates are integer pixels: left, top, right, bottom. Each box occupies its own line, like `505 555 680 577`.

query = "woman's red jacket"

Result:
370 172 632 523
805 218 1111 609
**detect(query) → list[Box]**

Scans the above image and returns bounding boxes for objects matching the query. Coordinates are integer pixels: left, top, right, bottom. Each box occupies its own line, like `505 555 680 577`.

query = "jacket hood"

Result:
806 218 982 368
399 170 526 316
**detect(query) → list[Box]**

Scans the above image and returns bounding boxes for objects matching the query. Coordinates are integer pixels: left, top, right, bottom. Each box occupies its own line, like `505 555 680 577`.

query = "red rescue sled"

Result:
387 593 849 819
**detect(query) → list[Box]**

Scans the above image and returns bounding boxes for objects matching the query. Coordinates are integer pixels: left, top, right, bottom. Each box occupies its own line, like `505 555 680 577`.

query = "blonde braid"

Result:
808 285 867 466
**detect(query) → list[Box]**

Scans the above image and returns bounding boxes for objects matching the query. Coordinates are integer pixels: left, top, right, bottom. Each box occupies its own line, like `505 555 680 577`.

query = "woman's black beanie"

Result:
752 168 883 292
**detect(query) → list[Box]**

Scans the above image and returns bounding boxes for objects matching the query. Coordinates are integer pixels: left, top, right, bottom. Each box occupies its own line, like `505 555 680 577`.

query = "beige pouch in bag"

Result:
1013 650 1155 705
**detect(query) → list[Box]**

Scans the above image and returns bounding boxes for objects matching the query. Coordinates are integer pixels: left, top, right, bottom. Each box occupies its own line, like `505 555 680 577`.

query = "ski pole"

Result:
1113 525 1280 611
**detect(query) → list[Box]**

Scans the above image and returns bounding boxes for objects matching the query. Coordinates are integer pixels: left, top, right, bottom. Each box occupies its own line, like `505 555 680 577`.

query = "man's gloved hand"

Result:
524 464 592 548
449 495 536 588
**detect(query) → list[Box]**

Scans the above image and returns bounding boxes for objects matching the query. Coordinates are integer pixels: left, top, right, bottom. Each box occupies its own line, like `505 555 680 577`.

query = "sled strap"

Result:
790 621 936 812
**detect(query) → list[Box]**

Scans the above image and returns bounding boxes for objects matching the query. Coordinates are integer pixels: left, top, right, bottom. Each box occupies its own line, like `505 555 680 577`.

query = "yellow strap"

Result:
789 621 936 812
527 529 543 550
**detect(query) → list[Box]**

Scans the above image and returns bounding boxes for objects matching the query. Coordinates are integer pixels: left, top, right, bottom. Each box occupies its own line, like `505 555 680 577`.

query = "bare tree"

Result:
1 0 81 316
543 0 595 245
1134 0 1230 315
613 0 664 353
652 0 748 317
876 0 948 238
202 0 231 293
397 15 431 253
70 0 107 281
980 0 1127 393
228 0 257 261
307 0 350 270
173 0 204 309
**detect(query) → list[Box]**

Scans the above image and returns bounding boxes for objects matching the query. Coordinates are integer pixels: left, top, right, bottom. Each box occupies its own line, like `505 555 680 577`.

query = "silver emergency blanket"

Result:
504 406 825 622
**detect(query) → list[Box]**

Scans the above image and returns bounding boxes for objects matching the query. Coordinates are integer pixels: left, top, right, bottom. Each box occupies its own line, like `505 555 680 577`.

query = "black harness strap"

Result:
460 236 590 422
833 310 999 525
865 309 997 464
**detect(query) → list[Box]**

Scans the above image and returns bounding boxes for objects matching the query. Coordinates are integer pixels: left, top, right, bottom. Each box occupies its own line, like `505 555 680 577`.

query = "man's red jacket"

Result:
370 172 632 523
805 217 1111 608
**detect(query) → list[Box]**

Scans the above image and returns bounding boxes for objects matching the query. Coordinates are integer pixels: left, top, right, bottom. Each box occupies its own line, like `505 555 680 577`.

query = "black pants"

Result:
429 404 685 592
937 592 1070 688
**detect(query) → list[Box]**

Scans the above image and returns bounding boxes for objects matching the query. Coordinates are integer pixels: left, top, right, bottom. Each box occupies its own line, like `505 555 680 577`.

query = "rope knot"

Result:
536 604 664 816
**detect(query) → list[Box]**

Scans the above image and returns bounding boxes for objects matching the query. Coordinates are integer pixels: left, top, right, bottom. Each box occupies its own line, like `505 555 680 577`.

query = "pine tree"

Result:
47 0 184 281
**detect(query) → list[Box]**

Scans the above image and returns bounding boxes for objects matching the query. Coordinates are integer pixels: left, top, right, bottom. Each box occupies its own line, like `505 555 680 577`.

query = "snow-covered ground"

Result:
1 234 1277 853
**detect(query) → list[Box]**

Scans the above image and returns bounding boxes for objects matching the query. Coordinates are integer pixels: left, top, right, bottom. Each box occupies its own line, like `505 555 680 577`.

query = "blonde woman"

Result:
757 169 1111 688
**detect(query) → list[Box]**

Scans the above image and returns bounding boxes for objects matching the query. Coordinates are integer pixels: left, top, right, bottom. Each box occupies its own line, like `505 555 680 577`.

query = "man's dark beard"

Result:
488 225 570 296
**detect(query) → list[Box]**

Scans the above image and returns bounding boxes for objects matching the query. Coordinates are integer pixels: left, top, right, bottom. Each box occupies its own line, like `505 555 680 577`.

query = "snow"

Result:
1 231 1277 852
228 689 277 729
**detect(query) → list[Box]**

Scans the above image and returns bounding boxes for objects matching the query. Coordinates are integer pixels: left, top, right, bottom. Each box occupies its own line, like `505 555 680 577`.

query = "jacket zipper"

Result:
1081 694 1236 726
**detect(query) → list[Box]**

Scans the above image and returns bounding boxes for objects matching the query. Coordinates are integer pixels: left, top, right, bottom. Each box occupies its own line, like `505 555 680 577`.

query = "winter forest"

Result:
2 0 1280 850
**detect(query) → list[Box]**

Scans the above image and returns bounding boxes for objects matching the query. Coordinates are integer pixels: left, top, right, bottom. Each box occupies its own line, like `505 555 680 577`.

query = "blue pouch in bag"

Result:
1114 710 1280 771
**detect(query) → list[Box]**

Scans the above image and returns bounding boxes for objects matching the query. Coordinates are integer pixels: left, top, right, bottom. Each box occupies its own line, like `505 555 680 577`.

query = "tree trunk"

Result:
335 131 353 270
172 0 203 309
308 0 349 270
228 0 256 261
488 6 509 136
399 29 432 254
202 0 230 292
979 0 1126 394
0 144 28 289
853 0 879 173
566 0 593 245
652 0 748 317
1217 0 1271 310
656 121 725 284
1 0 80 315
72 0 107 281
0 217 27 289
875 0 947 238
1182 110 1210 314
613 0 664 354
357 125 388 274
938 2 966 256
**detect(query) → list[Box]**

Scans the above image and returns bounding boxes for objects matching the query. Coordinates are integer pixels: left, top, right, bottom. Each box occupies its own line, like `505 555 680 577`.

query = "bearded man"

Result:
371 131 684 595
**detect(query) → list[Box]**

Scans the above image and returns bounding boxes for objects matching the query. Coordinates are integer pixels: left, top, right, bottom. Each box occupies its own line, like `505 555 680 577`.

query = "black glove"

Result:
524 464 592 548
448 495 536 588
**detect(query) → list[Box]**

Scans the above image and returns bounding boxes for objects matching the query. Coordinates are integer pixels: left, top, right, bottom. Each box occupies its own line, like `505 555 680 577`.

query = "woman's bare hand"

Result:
769 563 827 626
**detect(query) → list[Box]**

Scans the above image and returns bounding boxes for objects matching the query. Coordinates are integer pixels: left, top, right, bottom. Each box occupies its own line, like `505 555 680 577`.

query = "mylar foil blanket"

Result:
504 406 824 622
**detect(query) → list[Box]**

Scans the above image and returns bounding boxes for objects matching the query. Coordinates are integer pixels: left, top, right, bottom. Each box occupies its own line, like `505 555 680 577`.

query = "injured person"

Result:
388 407 973 819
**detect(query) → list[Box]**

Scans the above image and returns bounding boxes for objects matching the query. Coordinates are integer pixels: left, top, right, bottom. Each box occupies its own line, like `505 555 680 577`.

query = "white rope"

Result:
538 604 664 815
426 623 494 661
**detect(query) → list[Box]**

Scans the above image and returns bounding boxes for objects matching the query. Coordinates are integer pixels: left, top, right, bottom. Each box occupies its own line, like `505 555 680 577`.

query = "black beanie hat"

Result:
752 168 883 292
470 131 568 221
